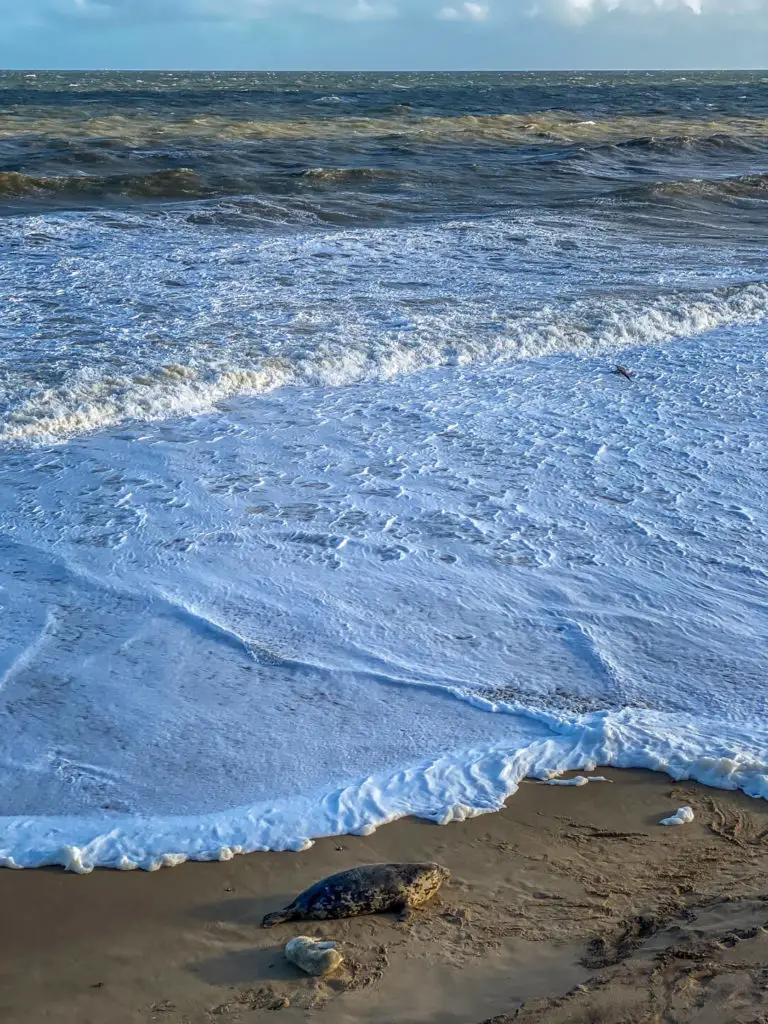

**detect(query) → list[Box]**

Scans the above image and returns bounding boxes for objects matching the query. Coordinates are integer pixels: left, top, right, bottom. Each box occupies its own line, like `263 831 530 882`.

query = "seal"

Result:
284 936 343 976
262 862 450 927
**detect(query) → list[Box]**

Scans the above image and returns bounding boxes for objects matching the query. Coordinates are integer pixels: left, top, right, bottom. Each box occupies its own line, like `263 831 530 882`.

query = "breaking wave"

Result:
608 132 767 155
4 281 767 444
301 167 403 183
0 168 208 200
649 171 768 202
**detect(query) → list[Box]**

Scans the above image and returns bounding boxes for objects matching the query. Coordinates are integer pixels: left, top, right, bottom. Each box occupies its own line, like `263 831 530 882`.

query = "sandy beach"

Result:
2 768 768 1024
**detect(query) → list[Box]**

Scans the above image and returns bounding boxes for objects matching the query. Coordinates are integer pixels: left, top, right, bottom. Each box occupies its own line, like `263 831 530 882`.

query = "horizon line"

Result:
2 65 766 73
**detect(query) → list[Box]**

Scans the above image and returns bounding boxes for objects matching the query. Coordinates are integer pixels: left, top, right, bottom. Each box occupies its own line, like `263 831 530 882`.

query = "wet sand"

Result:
2 768 768 1024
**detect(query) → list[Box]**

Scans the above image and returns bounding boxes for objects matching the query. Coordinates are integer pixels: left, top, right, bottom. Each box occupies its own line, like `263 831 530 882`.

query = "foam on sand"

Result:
660 806 695 826
0 709 763 872
540 776 611 786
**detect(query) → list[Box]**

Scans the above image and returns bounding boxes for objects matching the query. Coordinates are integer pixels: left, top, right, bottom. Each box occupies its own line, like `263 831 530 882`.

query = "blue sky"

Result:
1 0 766 70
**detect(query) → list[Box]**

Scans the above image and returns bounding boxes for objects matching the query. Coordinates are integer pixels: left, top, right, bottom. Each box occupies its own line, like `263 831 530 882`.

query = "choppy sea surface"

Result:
1 71 767 871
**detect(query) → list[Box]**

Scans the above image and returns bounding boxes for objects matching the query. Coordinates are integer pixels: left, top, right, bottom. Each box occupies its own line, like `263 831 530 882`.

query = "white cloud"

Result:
52 0 115 16
536 0 763 19
437 0 489 18
339 0 398 19
6 0 768 29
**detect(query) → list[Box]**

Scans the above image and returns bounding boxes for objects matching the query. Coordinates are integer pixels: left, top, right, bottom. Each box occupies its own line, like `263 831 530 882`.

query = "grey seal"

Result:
262 861 450 927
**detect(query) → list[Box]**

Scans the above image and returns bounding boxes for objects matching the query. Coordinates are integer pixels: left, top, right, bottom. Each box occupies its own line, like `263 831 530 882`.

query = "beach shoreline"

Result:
3 767 768 1024
3 67 767 1024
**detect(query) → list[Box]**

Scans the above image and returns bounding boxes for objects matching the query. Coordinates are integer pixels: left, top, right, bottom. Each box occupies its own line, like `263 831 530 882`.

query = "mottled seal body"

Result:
262 862 450 927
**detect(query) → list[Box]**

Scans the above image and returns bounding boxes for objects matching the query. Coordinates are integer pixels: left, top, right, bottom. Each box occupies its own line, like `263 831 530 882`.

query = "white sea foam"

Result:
2 278 766 444
540 775 610 786
660 806 695 826
1 183 767 870
0 714 761 871
0 313 766 870
2 208 766 445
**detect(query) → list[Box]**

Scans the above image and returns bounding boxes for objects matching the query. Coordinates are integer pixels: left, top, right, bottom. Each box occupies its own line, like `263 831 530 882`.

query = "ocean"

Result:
0 70 766 871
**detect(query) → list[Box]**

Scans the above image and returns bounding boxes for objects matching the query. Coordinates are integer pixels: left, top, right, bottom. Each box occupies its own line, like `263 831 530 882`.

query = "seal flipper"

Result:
394 901 415 923
261 906 300 928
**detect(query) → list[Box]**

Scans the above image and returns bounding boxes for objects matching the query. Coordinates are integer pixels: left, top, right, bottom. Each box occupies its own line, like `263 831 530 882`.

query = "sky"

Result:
0 0 766 70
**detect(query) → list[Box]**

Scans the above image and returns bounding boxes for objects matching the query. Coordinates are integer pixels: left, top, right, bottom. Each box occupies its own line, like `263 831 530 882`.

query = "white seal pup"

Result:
284 936 343 976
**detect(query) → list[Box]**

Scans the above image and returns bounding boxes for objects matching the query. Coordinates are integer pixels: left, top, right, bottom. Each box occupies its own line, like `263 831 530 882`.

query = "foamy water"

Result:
1 322 767 870
0 71 767 870
3 210 766 444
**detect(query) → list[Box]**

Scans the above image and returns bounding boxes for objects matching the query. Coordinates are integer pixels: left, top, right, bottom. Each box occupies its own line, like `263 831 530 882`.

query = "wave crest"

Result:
4 281 767 444
0 168 206 200
652 171 768 201
301 167 402 183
